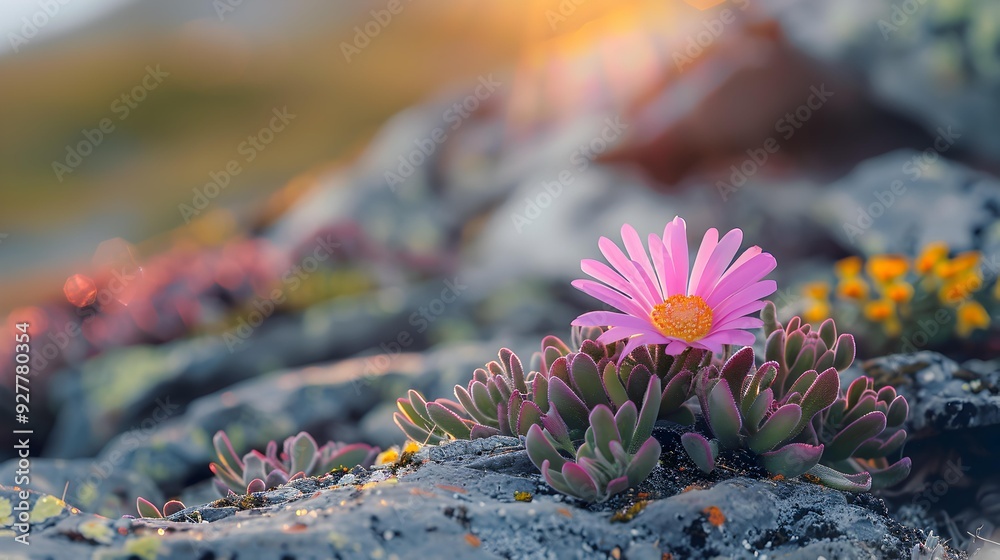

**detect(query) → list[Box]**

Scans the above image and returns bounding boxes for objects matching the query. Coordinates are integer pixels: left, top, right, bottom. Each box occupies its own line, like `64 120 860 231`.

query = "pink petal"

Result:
665 340 690 355
599 237 659 309
581 259 635 297
693 228 743 298
649 233 670 299
700 329 756 347
617 335 648 363
687 228 719 296
664 217 689 296
630 259 665 309
713 316 764 331
714 300 768 328
713 280 776 321
573 310 655 330
599 327 668 345
621 225 662 300
719 245 763 281
706 253 776 308
572 279 650 317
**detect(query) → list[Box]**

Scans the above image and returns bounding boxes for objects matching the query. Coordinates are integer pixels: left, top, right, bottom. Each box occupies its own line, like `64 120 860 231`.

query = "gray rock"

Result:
2 435 946 559
862 351 1000 433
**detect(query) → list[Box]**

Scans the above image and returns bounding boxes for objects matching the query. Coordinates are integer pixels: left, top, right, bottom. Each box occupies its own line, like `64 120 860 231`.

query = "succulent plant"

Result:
809 376 911 490
209 430 378 496
762 302 856 395
682 346 838 480
525 376 663 502
136 497 186 519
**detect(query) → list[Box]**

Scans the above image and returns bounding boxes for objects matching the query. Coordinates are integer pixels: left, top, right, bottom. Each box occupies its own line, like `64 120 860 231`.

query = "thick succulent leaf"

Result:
588 405 621 459
560 462 600 502
470 424 502 439
569 353 610 409
548 356 571 384
626 365 653 406
289 433 319 476
288 471 306 482
542 408 572 447
868 457 912 490
665 405 696 426
746 388 774 430
760 443 824 478
876 386 896 404
516 401 544 436
787 346 817 387
548 376 591 433
393 412 444 444
213 431 244 473
406 390 432 422
786 370 818 401
783 331 806 369
761 301 780 335
681 432 717 473
845 377 868 409
499 348 528 394
325 444 378 471
210 462 245 493
806 463 871 492
603 362 630 408
814 350 835 374
833 334 856 371
748 404 802 454
708 380 742 449
604 476 630 501
470 382 499 422
242 452 268 484
626 437 662 486
507 392 524 435
532 375 550 413
162 500 186 516
136 497 162 518
454 385 488 425
614 401 638 450
631 376 662 453
793 367 841 436
525 425 567 472
842 394 877 426
426 402 473 440
856 429 907 458
765 330 786 368
541 335 572 358
818 319 837 348
825 411 888 462
889 396 910 428
721 347 755 393
246 479 265 494
264 469 288 489
660 370 694 416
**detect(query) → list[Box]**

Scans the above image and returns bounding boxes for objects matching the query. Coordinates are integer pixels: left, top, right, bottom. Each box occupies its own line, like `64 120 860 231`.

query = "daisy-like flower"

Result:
571 217 776 358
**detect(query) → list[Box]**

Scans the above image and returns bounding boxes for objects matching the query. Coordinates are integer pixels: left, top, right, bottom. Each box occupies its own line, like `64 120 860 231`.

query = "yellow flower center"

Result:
651 295 713 342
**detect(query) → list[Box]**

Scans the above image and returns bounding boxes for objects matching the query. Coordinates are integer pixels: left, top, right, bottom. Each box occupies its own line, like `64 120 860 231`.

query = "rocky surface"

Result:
0 434 950 560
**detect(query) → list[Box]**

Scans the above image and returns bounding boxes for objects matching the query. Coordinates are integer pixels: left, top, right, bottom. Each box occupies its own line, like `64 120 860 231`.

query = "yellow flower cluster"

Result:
802 244 993 339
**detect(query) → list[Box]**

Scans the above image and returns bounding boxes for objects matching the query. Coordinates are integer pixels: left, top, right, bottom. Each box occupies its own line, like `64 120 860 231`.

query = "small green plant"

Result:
209 430 378 496
135 497 185 519
525 376 662 502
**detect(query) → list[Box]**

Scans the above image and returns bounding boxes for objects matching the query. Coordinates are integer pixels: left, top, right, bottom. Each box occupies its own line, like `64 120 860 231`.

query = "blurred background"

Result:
2 0 1000 552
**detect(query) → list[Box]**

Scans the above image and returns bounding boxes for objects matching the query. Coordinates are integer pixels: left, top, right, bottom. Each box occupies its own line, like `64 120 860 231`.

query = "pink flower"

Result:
572 217 776 357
